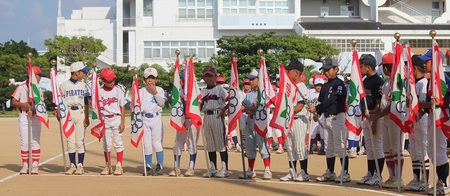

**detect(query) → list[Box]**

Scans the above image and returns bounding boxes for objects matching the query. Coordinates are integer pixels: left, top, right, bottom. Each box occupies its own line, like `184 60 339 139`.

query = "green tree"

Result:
0 40 38 58
44 35 107 67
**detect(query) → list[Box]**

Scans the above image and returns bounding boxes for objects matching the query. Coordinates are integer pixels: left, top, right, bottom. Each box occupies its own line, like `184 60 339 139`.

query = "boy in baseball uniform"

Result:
98 67 126 175
11 65 47 175
308 58 350 183
169 69 199 177
140 68 167 176
200 66 229 178
279 59 310 182
58 62 90 175
308 77 325 155
239 69 272 180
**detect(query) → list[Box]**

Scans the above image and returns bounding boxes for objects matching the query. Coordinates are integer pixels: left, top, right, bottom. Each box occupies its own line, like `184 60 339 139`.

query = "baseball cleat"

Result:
169 168 181 177
19 163 28 175
280 169 296 181
356 171 372 185
153 164 164 176
334 171 351 183
365 172 382 186
114 164 123 175
143 167 153 176
405 174 419 191
30 162 39 175
100 167 111 175
316 169 336 182
74 163 84 175
184 168 195 177
294 170 310 182
65 163 77 175
262 168 272 180
239 169 256 179
215 167 229 178
427 180 450 195
202 168 217 178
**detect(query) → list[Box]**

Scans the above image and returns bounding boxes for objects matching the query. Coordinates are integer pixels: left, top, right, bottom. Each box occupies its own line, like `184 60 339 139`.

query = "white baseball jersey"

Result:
294 82 309 117
409 77 428 162
140 86 166 113
60 79 89 106
380 81 390 110
100 86 126 115
200 85 227 111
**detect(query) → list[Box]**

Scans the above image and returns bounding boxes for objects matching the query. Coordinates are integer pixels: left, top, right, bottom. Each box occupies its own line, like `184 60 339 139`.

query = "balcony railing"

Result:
123 17 136 27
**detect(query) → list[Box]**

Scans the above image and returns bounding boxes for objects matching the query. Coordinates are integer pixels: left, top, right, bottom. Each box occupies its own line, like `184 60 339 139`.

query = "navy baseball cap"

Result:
319 58 337 70
359 54 377 69
246 69 259 79
285 58 304 72
412 55 425 70
203 66 217 76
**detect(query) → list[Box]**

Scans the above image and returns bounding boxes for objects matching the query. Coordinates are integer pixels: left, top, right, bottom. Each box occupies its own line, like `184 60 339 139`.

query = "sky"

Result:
0 0 115 51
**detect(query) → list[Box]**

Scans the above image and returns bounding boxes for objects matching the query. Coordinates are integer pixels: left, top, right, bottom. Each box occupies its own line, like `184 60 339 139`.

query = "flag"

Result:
254 57 276 137
430 41 450 138
227 57 242 135
90 70 106 141
390 42 417 133
170 58 186 132
27 61 49 128
131 74 144 147
269 65 298 142
184 57 202 129
345 50 366 135
404 44 419 132
50 67 75 137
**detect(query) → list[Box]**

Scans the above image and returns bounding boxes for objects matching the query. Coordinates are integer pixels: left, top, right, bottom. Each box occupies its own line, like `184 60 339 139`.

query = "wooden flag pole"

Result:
430 29 437 196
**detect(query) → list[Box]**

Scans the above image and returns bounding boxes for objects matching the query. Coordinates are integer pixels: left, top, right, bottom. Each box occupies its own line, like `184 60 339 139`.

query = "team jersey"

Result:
200 85 227 111
242 89 258 115
380 81 390 110
139 86 166 114
361 74 384 111
60 78 88 107
11 83 39 112
100 86 126 115
295 82 309 117
415 77 427 102
317 77 347 116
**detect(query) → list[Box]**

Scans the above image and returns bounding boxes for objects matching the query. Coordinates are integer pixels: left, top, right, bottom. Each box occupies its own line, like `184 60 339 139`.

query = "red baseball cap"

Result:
100 67 117 82
31 65 47 77
243 78 250 84
300 74 306 82
216 76 225 83
381 52 394 65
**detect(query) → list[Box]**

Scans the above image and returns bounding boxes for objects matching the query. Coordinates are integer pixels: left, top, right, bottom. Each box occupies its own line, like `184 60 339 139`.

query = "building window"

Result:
144 41 216 59
179 0 213 19
324 39 384 52
144 0 153 16
408 39 450 48
259 0 288 14
223 0 256 14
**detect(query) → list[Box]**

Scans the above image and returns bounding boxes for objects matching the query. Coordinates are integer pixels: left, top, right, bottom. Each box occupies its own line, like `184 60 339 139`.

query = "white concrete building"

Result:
57 0 450 71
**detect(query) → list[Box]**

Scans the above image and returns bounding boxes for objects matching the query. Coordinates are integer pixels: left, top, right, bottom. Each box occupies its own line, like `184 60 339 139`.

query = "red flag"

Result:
184 57 202 129
170 58 186 132
50 67 75 137
90 71 106 140
27 61 49 128
404 44 419 132
227 57 242 134
345 50 366 135
131 74 144 147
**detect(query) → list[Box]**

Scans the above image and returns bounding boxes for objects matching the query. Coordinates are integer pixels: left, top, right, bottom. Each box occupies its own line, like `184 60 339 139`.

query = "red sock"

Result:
104 151 111 163
263 157 271 168
248 159 255 170
385 152 395 177
32 149 40 163
267 137 272 149
21 150 29 164
393 154 404 177
117 151 124 165
277 137 283 147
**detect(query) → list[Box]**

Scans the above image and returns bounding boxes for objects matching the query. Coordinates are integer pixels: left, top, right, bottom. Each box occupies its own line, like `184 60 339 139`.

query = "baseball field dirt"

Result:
0 117 434 195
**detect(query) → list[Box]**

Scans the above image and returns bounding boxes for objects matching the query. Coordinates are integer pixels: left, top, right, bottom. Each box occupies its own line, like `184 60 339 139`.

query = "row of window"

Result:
144 41 216 59
223 0 289 14
325 39 385 52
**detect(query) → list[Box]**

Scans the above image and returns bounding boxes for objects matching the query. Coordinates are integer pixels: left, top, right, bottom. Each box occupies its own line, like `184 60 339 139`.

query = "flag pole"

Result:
27 52 33 175
417 116 428 192
393 33 403 193
51 60 67 172
132 68 147 176
174 50 181 177
430 30 437 196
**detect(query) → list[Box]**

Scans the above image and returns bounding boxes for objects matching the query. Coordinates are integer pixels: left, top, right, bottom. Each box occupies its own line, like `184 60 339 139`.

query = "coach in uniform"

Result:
308 58 350 183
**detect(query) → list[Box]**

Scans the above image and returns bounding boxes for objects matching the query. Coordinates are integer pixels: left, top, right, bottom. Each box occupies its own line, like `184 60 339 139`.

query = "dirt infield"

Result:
0 117 427 195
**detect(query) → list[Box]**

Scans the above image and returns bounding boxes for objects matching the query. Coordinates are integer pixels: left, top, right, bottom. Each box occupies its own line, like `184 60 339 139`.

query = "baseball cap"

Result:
203 66 217 76
31 65 47 77
243 78 250 84
246 69 259 79
285 59 304 72
216 76 225 83
300 74 306 82
100 67 117 82
70 61 90 73
418 48 445 62
381 52 394 65
144 67 158 78
314 78 325 85
359 54 377 68
320 58 338 70
412 55 425 70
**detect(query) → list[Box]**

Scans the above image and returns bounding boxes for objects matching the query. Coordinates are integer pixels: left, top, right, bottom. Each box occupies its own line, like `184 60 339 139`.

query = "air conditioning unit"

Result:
320 6 329 16
340 5 355 16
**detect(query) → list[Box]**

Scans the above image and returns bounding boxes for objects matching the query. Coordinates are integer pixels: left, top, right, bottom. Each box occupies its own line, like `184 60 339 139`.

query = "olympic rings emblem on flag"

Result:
395 100 407 114
131 106 143 133
59 102 67 118
284 107 292 129
36 102 47 115
255 105 267 121
171 105 184 117
228 89 239 114
346 104 362 117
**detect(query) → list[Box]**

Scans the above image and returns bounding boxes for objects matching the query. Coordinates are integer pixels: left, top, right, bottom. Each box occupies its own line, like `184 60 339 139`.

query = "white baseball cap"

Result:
144 67 158 78
70 61 90 72
314 78 325 85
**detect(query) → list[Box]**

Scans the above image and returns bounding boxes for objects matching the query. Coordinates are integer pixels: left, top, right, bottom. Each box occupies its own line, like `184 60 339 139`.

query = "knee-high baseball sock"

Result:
145 154 152 168
219 151 228 170
32 149 40 164
327 157 336 173
69 153 76 166
278 137 283 147
423 159 430 181
368 159 375 176
103 151 111 164
393 154 404 178
78 153 85 165
267 137 273 149
310 139 314 151
189 153 197 169
263 157 270 169
320 139 325 151
412 160 421 180
436 162 449 186
156 151 164 168
289 160 297 172
339 156 349 172
232 136 239 146
117 151 123 165
385 152 395 177
248 158 255 171
377 158 385 174
208 152 217 170
21 150 29 165
300 159 308 174
173 155 181 168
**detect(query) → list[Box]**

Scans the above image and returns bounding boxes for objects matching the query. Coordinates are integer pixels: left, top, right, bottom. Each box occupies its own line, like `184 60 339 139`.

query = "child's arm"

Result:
119 106 125 133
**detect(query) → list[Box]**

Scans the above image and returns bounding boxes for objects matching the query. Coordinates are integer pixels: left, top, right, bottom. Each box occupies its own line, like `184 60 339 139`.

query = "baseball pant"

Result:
245 118 270 159
410 113 429 162
285 116 308 161
363 119 384 160
427 114 449 166
203 114 226 152
173 120 198 155
310 115 325 140
381 117 402 155
142 115 164 155
102 116 124 152
324 113 347 158
67 109 86 153
18 114 41 151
